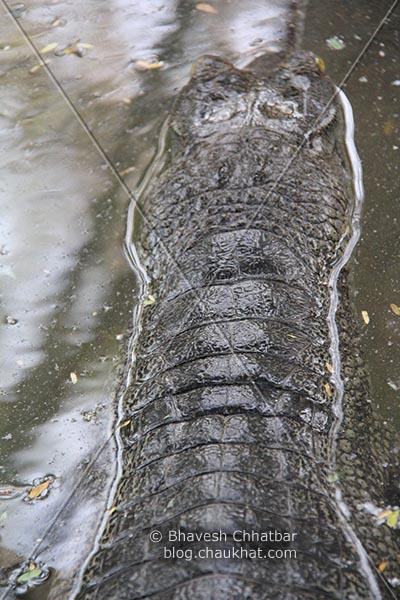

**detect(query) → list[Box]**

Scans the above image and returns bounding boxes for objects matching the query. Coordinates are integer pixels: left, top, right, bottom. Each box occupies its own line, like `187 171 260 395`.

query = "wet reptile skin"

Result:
75 53 400 599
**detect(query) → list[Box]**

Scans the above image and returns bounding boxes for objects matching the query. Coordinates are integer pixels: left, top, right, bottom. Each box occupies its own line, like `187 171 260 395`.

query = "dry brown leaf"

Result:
135 60 164 71
40 42 58 54
119 419 131 429
29 62 48 74
361 310 370 325
378 561 389 572
324 382 332 398
120 166 136 176
325 362 333 374
383 121 394 136
377 509 392 520
390 303 400 316
195 3 218 14
28 480 50 500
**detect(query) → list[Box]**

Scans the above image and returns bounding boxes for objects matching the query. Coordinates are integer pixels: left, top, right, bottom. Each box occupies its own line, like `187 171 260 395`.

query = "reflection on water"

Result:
0 0 399 598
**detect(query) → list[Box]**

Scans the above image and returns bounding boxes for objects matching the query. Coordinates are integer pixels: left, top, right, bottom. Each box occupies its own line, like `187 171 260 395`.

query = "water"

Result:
0 0 399 598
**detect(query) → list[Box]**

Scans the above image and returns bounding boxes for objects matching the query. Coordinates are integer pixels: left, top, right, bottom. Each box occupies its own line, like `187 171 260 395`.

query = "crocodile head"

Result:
169 51 342 156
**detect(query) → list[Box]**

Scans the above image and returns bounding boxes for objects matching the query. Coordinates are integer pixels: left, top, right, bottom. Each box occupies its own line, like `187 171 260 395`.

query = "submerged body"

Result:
76 53 399 599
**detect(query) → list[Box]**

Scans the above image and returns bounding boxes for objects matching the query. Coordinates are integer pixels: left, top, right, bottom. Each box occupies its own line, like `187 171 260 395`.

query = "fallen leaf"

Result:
383 121 394 136
325 362 334 374
119 419 131 429
324 382 332 398
361 310 370 325
390 303 400 316
386 510 399 528
377 509 393 520
29 61 48 74
120 166 136 176
326 36 345 51
143 294 155 306
40 42 58 54
135 60 164 70
109 506 117 515
58 42 92 57
28 480 50 500
51 18 62 27
17 568 42 584
195 3 218 14
378 562 389 572
315 56 325 73
70 372 78 384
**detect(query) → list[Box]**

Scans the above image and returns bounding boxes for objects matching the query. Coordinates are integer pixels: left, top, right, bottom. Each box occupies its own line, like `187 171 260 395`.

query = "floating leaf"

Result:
58 42 92 57
325 362 333 374
29 61 48 74
28 480 50 500
377 509 392 520
143 294 155 306
315 56 325 73
386 510 399 528
324 382 332 398
361 310 370 325
195 3 218 14
120 166 136 176
326 36 345 51
17 568 42 584
40 42 58 54
378 561 389 572
383 121 394 136
70 372 78 384
390 303 400 316
135 60 164 71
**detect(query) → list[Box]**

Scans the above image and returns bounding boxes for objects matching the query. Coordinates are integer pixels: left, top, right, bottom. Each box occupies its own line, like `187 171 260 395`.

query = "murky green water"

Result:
0 0 399 598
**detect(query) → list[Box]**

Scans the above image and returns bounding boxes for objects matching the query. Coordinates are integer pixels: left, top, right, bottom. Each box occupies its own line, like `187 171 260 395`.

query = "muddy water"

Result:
0 0 399 598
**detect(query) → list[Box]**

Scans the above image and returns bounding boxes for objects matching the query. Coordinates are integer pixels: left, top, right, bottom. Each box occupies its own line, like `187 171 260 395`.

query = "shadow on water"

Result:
0 0 399 597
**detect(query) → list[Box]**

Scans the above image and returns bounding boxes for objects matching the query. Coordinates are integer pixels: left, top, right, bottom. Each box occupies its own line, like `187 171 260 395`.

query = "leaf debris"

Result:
143 294 156 306
17 568 43 584
28 480 51 500
325 362 334 374
326 36 345 51
377 508 400 528
195 3 218 14
39 42 58 54
361 310 370 325
135 60 164 71
390 303 400 316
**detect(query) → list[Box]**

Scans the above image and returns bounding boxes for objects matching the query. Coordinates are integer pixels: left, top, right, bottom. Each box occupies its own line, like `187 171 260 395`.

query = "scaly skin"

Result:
75 53 399 599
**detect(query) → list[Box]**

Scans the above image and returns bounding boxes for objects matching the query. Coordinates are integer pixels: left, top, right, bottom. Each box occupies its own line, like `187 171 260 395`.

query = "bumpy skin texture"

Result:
76 53 399 599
